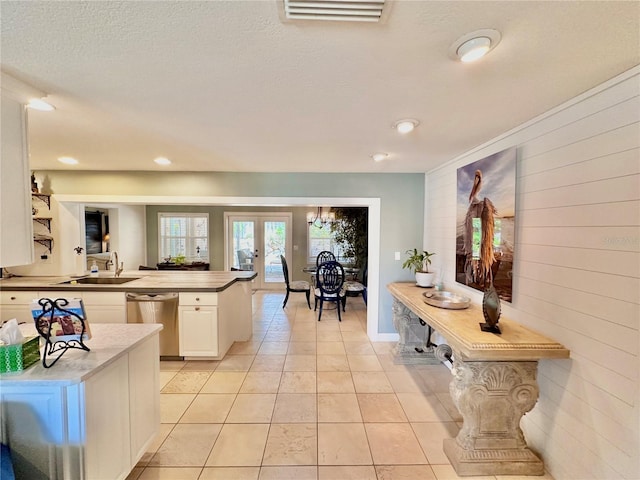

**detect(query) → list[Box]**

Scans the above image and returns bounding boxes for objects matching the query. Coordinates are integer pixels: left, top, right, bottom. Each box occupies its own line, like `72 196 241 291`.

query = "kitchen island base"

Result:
0 324 161 480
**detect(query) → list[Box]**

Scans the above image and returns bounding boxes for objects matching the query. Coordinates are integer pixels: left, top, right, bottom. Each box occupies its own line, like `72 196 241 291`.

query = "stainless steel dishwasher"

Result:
126 292 180 359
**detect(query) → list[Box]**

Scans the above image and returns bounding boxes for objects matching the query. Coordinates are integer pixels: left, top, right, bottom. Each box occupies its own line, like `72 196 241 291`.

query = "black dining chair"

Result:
280 255 311 309
316 250 336 267
314 260 346 322
312 251 336 288
341 263 367 310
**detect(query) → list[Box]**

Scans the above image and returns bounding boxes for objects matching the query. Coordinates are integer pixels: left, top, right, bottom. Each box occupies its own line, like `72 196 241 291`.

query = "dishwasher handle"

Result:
126 292 179 302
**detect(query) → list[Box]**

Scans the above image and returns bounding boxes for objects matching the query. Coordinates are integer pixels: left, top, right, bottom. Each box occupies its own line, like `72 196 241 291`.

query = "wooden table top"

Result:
388 282 570 362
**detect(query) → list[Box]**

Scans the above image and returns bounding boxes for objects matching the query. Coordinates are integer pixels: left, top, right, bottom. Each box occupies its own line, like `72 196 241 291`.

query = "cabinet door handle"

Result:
195 307 200 311
10 296 16 300
195 297 200 302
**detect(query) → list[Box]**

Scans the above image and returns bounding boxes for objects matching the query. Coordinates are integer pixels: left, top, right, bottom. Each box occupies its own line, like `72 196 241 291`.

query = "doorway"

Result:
225 212 292 290
58 196 382 341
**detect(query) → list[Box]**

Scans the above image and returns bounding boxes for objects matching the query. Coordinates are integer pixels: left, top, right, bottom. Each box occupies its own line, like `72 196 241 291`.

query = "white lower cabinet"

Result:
0 335 159 480
0 290 127 325
82 291 126 323
178 292 219 357
0 291 34 323
128 334 160 460
84 355 131 479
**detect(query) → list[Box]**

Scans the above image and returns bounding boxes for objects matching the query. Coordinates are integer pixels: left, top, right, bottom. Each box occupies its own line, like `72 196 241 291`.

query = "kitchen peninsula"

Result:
0 323 162 480
0 270 257 359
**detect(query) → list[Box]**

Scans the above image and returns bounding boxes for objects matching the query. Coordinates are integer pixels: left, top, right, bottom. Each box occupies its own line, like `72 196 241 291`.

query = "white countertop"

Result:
0 323 162 386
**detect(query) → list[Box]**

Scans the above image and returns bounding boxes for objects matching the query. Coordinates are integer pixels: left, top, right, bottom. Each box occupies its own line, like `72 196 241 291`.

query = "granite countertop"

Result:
0 270 257 293
387 282 570 361
0 323 162 386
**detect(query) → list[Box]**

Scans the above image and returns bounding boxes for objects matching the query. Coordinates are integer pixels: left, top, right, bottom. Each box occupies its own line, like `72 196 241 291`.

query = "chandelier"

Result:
307 206 335 229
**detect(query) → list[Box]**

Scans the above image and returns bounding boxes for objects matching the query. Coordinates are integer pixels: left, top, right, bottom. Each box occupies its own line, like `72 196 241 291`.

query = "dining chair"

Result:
237 249 254 270
341 263 367 309
315 250 336 266
314 260 346 321
280 255 311 309
313 251 336 287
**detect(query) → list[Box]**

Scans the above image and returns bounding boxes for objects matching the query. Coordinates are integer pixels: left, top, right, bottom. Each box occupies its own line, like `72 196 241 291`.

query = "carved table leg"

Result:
391 298 439 364
443 353 544 476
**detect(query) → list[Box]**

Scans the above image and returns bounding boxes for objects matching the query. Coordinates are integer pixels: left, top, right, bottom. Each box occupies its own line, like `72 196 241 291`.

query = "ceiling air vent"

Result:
282 0 388 23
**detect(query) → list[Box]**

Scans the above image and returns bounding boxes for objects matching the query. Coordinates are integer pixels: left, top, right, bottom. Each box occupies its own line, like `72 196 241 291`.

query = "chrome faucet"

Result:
112 251 124 277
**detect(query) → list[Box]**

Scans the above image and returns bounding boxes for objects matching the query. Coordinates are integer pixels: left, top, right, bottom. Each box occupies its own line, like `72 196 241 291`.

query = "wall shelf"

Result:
32 194 53 253
34 235 53 253
33 217 52 232
31 192 51 209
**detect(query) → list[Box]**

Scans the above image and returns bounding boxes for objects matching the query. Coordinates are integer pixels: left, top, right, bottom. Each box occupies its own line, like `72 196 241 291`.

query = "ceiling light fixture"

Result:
58 156 78 165
371 153 388 162
154 157 172 165
27 98 55 111
449 29 501 63
394 119 419 134
307 206 335 229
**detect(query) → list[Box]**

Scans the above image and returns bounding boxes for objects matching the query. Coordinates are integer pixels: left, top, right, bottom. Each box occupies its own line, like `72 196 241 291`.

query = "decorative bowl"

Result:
422 291 470 310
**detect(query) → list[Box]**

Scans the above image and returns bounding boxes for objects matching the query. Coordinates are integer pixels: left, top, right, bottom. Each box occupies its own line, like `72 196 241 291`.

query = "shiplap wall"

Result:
425 67 639 480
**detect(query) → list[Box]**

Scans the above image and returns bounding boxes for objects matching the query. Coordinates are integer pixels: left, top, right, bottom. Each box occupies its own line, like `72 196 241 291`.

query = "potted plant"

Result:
330 207 368 269
402 248 436 287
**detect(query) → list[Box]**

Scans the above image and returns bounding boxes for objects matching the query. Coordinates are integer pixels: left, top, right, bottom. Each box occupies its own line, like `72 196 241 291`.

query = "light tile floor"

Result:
127 291 555 480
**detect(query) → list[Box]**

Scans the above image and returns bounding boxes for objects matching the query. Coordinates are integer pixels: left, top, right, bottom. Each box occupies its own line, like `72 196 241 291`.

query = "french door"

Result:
225 213 292 290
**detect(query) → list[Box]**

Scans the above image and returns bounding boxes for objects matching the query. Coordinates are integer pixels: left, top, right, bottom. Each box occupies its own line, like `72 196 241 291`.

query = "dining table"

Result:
302 264 361 290
302 265 360 276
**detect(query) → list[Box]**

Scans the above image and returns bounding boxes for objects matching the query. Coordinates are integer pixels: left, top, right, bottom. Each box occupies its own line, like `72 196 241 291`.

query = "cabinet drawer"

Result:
179 292 218 306
39 291 80 302
1 291 37 304
84 305 126 324
82 291 125 306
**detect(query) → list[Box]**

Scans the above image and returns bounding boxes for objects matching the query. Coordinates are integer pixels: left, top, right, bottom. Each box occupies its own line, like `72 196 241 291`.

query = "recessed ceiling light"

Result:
58 156 78 165
393 119 419 134
371 153 388 162
449 29 501 63
27 98 55 111
154 157 171 165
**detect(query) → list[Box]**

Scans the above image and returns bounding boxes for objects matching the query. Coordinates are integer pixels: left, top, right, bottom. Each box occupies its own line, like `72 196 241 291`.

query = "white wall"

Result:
108 205 146 271
424 67 639 480
11 202 147 277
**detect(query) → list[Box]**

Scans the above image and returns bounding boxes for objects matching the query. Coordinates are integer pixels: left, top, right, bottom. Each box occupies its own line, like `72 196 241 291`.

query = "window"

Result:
307 224 346 263
158 213 209 262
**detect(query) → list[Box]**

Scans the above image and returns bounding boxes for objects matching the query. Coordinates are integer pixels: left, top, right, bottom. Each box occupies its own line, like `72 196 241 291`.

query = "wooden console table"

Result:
387 282 569 476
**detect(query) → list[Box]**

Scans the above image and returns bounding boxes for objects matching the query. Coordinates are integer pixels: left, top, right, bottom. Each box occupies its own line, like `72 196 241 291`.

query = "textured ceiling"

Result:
1 1 638 173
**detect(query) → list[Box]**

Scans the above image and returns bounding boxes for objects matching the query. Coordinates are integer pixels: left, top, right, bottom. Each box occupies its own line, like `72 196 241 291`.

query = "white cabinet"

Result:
82 291 126 323
179 292 219 357
84 354 131 479
128 335 160 461
0 291 35 323
84 336 159 479
0 332 160 480
0 88 33 267
1 290 127 325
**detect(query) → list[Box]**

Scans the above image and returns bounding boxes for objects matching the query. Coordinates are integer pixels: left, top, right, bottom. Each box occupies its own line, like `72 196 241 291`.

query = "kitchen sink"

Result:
59 277 141 285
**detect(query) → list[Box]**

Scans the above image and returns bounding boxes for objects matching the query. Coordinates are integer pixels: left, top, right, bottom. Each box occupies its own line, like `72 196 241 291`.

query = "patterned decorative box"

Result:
0 336 40 373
